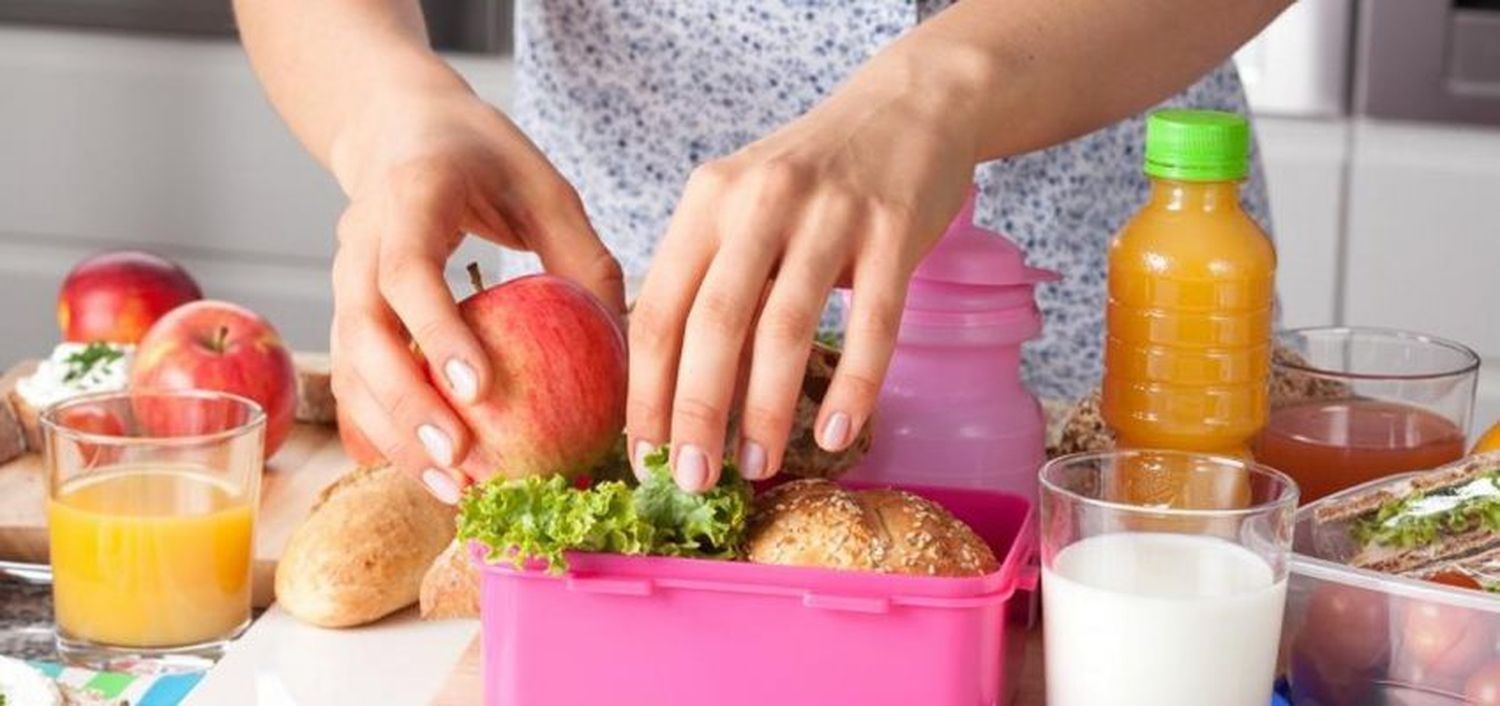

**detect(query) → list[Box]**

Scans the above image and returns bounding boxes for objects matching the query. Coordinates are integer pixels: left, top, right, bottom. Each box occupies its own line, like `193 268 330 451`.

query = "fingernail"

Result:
632 439 655 479
738 440 768 480
418 424 455 467
421 468 462 505
444 358 479 403
674 445 709 492
820 412 851 450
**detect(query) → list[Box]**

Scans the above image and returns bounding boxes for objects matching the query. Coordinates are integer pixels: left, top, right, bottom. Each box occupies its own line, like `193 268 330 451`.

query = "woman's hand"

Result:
627 49 987 491
328 84 624 502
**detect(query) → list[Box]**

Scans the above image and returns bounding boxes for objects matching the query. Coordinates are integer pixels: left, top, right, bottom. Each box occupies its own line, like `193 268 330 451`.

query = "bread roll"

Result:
292 351 337 425
0 393 27 464
747 479 997 576
419 540 479 620
276 464 456 628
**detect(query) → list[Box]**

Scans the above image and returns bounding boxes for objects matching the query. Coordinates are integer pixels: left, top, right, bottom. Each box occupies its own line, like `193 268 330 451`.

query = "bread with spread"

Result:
1314 452 1500 580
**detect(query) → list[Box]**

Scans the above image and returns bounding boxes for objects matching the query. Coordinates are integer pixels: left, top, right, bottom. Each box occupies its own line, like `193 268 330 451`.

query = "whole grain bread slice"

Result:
1351 526 1500 574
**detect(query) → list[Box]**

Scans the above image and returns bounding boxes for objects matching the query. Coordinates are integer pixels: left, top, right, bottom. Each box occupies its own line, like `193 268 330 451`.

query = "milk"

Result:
1043 532 1286 706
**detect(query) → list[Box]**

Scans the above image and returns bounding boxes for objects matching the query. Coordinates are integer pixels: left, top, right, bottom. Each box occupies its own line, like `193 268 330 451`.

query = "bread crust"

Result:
746 479 997 576
733 343 872 480
419 539 479 620
292 351 337 425
276 464 457 628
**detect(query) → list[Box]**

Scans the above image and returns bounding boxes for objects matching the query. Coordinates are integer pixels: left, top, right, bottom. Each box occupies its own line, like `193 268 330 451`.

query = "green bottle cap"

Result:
1143 109 1250 182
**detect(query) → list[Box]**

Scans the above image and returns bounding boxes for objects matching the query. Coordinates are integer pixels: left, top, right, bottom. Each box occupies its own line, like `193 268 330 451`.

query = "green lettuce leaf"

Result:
457 445 750 572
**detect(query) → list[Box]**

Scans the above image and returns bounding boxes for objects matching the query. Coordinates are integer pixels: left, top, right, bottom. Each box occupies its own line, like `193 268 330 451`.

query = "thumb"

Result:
518 182 627 314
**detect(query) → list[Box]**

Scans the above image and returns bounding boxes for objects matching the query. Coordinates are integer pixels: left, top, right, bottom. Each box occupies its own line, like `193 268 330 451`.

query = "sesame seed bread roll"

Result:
746 479 997 577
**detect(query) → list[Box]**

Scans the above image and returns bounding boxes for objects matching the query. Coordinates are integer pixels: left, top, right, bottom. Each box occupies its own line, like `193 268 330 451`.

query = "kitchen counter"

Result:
183 606 478 705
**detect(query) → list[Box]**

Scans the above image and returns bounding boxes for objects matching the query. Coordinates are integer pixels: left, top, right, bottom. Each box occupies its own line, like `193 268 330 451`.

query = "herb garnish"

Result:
62 342 124 383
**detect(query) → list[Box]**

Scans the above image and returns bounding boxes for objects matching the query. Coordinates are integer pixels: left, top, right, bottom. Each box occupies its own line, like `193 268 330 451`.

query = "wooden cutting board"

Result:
0 360 354 607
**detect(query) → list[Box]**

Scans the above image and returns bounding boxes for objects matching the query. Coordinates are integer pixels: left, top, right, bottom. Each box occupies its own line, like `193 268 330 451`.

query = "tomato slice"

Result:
1427 571 1484 591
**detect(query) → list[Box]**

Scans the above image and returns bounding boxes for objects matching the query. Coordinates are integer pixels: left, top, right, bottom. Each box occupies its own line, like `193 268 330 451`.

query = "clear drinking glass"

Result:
1040 450 1298 706
42 390 264 671
1255 326 1479 502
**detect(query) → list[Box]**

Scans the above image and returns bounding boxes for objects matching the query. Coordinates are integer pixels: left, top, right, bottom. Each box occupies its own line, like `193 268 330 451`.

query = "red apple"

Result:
58 250 202 344
336 403 384 466
131 300 297 457
434 274 626 480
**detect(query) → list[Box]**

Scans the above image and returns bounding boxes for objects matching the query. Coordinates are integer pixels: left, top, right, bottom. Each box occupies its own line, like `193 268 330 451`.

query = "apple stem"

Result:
213 325 230 353
466 262 485 294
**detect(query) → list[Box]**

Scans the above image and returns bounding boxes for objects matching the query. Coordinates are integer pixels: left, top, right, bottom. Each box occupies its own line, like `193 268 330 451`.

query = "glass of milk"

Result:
1039 450 1298 706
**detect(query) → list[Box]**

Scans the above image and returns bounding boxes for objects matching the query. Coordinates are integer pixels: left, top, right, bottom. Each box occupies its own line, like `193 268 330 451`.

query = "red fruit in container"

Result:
1392 598 1497 684
1296 582 1393 674
432 273 626 480
1467 661 1500 704
131 300 297 457
58 250 202 344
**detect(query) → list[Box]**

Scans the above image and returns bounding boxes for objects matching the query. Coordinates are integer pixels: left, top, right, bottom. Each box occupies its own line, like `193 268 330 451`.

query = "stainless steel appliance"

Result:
1357 0 1500 125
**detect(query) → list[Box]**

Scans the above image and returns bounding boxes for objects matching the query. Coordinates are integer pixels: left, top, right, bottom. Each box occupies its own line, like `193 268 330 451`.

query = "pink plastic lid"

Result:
913 188 1058 288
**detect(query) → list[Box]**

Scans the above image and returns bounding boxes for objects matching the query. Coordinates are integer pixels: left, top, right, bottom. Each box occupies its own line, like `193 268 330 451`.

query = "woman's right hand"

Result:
326 84 625 503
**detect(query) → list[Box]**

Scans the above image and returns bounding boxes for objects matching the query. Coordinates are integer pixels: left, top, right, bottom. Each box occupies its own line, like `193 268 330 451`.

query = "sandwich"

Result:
1315 451 1500 580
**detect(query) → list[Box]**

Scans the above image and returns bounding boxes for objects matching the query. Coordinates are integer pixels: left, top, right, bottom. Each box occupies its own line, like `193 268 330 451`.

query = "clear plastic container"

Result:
1281 472 1500 705
472 484 1035 706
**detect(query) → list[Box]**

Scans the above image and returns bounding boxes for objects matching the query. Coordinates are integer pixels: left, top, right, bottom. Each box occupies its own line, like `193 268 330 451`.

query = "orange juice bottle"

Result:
1101 110 1274 503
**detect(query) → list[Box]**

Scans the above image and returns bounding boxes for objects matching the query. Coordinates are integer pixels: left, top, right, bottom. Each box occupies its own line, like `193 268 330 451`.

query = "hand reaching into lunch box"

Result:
623 70 977 490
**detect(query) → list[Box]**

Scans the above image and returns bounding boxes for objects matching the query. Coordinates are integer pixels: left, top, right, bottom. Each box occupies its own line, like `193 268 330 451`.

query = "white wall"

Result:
0 26 512 367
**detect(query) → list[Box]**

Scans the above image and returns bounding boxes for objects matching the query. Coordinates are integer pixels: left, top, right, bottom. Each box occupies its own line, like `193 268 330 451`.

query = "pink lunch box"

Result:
471 483 1036 706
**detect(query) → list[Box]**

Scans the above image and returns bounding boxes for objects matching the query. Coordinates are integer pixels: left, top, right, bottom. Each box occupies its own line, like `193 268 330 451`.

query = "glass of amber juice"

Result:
42 390 264 671
1255 327 1478 503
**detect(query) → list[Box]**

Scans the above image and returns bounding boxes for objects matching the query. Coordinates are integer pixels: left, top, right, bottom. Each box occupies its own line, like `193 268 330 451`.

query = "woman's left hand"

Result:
626 50 988 491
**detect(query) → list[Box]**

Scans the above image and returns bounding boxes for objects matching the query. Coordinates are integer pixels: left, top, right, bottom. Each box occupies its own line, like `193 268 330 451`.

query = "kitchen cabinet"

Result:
0 26 511 367
1254 116 1348 330
1341 118 1500 433
1344 119 1500 357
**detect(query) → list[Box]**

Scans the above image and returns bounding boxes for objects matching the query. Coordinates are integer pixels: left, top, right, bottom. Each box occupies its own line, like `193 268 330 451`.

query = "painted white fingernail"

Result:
632 440 655 479
422 468 462 505
418 424 455 467
674 445 709 492
820 412 851 451
738 440 768 480
444 358 479 403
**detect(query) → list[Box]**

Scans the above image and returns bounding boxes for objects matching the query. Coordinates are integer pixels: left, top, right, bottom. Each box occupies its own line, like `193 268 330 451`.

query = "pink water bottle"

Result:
845 188 1056 498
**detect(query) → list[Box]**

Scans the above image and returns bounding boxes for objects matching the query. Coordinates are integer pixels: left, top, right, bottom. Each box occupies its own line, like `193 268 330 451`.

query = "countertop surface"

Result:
183 606 478 706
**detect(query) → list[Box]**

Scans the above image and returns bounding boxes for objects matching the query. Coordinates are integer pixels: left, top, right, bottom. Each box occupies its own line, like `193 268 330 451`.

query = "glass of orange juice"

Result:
41 389 263 671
